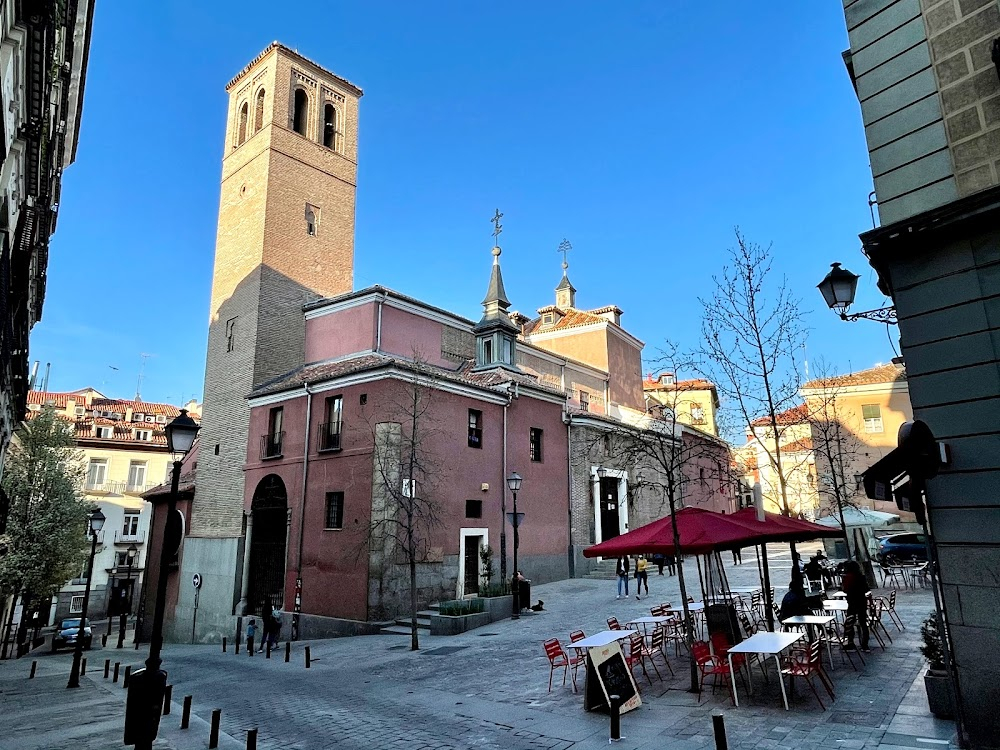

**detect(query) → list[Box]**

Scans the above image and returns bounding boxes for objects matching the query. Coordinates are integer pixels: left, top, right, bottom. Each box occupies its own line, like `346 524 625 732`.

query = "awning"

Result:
815 507 900 528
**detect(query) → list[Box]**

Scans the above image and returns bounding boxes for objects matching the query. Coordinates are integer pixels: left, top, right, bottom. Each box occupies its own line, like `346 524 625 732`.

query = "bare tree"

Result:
366 362 443 651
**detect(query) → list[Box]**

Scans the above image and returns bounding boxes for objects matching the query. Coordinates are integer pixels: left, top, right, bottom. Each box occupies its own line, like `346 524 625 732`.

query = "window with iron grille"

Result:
579 391 590 411
69 595 84 613
468 409 482 448
325 491 344 529
529 428 543 462
321 395 343 450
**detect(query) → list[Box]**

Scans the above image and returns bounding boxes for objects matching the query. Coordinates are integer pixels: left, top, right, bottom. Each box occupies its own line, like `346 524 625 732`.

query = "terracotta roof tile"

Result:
522 308 610 336
643 378 716 392
749 403 810 427
803 363 905 389
781 437 814 453
27 391 83 408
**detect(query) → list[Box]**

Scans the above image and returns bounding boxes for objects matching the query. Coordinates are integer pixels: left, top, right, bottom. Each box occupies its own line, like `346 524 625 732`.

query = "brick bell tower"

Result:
178 44 362 637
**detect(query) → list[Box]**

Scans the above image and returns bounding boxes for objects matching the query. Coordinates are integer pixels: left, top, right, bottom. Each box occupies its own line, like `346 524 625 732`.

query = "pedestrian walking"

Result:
732 548 742 565
665 554 677 576
841 561 871 652
635 556 649 599
615 556 630 599
246 619 257 655
653 553 665 575
269 607 283 647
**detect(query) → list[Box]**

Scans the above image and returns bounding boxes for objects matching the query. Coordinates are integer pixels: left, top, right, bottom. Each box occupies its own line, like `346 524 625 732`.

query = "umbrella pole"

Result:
719 551 732 594
696 555 705 601
761 544 774 631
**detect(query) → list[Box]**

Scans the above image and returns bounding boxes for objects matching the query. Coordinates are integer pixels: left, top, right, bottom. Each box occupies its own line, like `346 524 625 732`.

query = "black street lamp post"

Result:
507 472 523 620
67 508 105 688
117 543 138 649
817 262 897 324
127 409 198 750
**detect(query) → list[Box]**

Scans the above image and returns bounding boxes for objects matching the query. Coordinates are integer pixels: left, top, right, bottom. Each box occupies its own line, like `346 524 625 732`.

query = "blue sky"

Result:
30 1 893 408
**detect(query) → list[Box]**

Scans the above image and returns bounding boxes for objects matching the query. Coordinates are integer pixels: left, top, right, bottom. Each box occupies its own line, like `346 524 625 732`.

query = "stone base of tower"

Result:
166 536 243 643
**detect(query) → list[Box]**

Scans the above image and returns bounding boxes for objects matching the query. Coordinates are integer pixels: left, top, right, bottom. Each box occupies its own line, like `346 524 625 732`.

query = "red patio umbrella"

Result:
730 507 843 546
582 507 762 558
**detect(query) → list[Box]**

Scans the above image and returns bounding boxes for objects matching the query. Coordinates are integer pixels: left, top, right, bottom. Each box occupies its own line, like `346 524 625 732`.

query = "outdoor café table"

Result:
626 615 675 642
571 630 634 711
726 631 804 710
822 600 849 612
781 614 835 666
727 587 762 594
666 602 706 636
828 591 847 599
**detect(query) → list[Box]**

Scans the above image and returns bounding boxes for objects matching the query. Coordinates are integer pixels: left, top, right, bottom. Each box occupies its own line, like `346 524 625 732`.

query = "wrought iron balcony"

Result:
114 530 145 545
260 431 284 459
319 421 343 451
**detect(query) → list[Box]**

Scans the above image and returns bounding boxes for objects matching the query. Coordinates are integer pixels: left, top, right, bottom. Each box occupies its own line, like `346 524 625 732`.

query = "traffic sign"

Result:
191 573 202 589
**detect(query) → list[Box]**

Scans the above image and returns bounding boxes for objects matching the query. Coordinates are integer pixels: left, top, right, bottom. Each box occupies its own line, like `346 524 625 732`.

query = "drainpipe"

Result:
293 382 314 640
604 378 611 416
566 412 574 577
375 293 385 353
500 392 511 584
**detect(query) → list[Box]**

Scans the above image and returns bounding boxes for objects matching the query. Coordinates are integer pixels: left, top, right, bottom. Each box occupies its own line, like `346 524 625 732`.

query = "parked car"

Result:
52 618 92 652
877 533 928 563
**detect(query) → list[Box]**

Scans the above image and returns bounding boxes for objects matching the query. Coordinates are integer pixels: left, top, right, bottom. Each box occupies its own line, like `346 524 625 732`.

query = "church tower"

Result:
183 45 362 632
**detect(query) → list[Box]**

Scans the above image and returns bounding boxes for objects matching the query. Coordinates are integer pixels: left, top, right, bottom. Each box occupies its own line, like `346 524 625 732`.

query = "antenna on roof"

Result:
136 353 154 401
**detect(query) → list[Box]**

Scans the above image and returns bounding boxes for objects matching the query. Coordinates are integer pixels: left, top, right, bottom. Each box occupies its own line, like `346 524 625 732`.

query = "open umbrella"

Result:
582 507 762 558
730 508 844 545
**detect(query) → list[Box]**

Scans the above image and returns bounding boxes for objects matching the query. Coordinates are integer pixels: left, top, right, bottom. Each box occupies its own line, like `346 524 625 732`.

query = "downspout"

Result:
566 411 574 577
293 382 313 640
375 293 385 353
500 392 511 584
604 378 611 415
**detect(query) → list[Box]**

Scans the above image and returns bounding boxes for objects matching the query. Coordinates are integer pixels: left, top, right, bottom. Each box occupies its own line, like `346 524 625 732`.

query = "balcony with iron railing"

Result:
318 421 343 452
260 431 284 460
114 530 145 545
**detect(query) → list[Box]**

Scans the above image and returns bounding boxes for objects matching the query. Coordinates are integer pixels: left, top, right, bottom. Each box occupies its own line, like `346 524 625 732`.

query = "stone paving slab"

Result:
0 543 961 749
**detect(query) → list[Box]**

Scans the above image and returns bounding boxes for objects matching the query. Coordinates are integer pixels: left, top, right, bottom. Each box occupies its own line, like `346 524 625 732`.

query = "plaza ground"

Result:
0 543 958 749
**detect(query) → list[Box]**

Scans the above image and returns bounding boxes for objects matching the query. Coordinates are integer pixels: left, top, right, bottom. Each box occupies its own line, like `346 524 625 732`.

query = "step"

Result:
393 616 431 630
380 625 416 636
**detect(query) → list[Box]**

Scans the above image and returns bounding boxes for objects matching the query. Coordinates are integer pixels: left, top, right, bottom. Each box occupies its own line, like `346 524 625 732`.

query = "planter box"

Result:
430 611 490 636
924 669 955 719
481 595 513 623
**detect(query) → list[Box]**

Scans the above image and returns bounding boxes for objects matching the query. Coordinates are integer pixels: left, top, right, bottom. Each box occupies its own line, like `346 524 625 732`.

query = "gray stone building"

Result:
840 2 1000 746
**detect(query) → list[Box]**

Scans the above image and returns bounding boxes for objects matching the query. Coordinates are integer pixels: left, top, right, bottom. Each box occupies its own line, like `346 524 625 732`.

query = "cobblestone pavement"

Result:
0 543 959 749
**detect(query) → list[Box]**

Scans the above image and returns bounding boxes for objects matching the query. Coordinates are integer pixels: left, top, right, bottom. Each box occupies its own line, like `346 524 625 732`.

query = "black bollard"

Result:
113 662 120 683
81 657 87 676
134 639 139 650
104 659 110 678
122 665 131 688
101 634 108 647
247 636 254 657
247 728 258 750
305 645 311 668
181 695 192 729
235 637 240 655
712 710 729 750
266 640 271 659
209 708 222 749
284 641 290 663
222 637 227 653
609 694 622 742
163 684 173 715
29 660 37 679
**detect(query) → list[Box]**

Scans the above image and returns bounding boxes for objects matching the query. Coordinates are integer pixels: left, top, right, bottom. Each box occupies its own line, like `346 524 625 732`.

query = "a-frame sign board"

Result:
583 641 641 714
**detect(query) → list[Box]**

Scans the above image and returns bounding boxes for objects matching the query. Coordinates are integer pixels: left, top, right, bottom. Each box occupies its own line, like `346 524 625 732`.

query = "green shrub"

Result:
920 612 947 671
479 581 510 598
438 599 485 616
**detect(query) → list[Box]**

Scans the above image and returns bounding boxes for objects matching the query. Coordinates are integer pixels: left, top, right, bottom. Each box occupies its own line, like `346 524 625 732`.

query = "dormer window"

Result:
542 313 554 326
134 429 151 441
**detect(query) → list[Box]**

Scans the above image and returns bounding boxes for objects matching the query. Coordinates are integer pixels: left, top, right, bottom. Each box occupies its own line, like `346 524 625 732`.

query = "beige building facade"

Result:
643 375 721 437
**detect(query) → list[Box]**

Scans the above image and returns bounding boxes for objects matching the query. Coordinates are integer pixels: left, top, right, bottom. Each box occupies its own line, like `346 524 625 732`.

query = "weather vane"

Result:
558 238 572 272
491 209 503 243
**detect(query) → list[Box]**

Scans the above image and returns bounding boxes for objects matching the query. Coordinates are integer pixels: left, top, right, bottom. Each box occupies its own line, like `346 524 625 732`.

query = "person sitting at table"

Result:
779 578 811 621
803 554 826 591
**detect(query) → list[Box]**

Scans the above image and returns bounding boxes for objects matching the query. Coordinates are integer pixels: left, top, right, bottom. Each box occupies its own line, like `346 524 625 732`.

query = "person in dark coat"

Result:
841 561 871 651
616 556 630 599
779 579 811 621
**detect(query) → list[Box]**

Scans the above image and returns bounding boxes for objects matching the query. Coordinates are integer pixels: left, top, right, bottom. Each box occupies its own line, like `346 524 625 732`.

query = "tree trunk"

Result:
409 555 419 651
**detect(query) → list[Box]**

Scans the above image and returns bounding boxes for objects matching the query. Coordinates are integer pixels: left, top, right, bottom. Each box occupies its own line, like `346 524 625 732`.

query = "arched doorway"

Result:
247 475 288 615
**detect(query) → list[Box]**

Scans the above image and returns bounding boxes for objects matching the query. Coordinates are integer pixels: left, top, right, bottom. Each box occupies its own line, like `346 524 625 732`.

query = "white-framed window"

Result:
122 513 140 538
127 461 147 489
95 426 113 439
862 404 883 433
401 479 416 498
134 429 151 441
69 595 84 613
691 405 705 424
579 391 590 412
86 459 108 488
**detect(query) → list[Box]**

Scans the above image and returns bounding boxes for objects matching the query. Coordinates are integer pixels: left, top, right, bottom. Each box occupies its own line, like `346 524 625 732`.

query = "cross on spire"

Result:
558 238 572 273
491 209 503 244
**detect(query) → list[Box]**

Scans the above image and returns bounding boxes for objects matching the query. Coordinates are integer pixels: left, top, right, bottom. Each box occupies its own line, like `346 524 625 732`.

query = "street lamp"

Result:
67 508 105 688
117 543 138 649
128 408 198 749
817 262 897 324
507 472 523 620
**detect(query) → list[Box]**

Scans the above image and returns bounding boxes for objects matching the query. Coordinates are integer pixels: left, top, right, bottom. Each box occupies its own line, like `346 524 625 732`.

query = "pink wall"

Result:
681 430 736 515
304 303 376 363
245 376 569 621
377 305 456 368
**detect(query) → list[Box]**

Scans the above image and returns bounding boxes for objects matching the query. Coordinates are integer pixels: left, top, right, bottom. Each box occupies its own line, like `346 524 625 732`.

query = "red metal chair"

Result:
780 640 835 710
543 638 581 692
691 641 737 705
607 617 622 631
650 626 675 676
625 631 658 684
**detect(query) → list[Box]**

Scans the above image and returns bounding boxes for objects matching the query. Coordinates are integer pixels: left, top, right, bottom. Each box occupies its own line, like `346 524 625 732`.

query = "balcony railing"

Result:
318 421 343 451
85 479 108 493
114 530 145 545
260 431 284 459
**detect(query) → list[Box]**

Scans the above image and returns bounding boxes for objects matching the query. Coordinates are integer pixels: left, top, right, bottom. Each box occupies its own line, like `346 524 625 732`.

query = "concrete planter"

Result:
430 611 490 636
924 669 955 719
481 595 513 623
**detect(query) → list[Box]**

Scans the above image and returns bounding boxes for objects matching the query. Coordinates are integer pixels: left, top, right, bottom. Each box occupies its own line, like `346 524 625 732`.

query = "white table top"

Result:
822 600 849 611
627 616 674 625
726 587 762 594
667 602 705 612
727 631 803 656
828 591 847 599
780 615 834 626
571 630 633 649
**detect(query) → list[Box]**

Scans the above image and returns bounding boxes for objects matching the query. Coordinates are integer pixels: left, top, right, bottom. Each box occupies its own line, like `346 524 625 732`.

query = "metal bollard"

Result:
609 694 622 742
305 645 311 668
81 657 87 676
113 662 120 683
247 636 254 657
712 710 729 750
123 665 131 688
284 641 290 663
209 708 222 749
101 634 108 647
266 640 271 659
181 695 192 729
104 659 110 678
235 637 240 655
222 637 227 653
29 660 37 679
247 728 258 750
163 684 173 715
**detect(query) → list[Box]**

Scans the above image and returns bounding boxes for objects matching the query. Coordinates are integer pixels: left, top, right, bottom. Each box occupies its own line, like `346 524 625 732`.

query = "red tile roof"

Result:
749 403 810 428
521 308 611 336
781 437 814 453
26 391 83 408
643 377 716 392
803 363 905 389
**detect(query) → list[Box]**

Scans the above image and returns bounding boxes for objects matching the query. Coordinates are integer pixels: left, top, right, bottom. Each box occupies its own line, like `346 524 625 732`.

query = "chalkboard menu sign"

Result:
583 642 641 713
